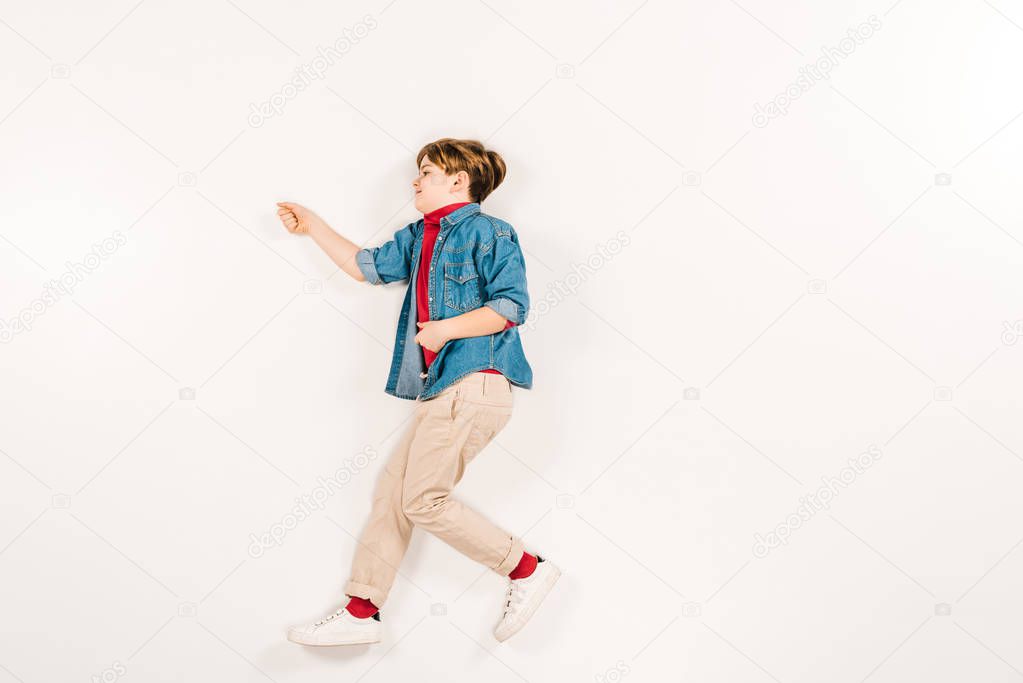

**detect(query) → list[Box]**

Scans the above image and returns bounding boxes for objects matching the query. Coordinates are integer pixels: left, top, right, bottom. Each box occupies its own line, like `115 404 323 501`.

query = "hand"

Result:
415 320 451 352
276 201 325 235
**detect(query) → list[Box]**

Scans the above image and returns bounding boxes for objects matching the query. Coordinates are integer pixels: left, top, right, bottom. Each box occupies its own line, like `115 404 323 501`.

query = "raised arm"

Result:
277 202 366 281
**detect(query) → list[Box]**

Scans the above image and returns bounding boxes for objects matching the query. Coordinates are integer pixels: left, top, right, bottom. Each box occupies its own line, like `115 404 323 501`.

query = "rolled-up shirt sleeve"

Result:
356 221 417 285
477 225 529 326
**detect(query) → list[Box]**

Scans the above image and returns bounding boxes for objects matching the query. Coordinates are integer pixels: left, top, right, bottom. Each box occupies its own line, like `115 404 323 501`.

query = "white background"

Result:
2 0 1023 681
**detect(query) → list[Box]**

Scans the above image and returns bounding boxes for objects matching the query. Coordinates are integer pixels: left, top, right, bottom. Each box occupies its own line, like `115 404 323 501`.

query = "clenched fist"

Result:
276 201 325 235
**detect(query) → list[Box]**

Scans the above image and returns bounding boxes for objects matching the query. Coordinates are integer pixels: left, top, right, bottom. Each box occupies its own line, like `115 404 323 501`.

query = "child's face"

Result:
412 155 468 213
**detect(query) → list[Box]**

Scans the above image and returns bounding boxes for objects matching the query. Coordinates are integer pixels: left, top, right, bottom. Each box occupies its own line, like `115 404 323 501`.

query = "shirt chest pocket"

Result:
443 261 482 312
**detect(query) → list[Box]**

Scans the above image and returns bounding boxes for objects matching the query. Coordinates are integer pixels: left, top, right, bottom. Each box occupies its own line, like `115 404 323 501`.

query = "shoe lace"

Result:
314 607 346 626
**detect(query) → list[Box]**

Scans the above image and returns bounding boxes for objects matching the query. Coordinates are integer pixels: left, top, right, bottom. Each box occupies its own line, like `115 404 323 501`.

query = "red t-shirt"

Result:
417 202 514 373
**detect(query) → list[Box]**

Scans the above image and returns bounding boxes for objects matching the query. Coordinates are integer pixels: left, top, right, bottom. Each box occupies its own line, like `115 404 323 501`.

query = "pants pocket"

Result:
462 407 513 465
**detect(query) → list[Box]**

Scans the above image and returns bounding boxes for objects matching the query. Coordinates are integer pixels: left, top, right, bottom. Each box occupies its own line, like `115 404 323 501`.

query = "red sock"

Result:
508 551 538 580
345 595 379 618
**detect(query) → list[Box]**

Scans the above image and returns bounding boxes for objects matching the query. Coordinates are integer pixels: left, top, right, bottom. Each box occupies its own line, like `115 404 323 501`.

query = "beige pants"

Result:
344 371 525 607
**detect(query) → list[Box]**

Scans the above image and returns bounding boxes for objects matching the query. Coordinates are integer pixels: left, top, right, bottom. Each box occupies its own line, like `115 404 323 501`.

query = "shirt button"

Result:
419 371 428 378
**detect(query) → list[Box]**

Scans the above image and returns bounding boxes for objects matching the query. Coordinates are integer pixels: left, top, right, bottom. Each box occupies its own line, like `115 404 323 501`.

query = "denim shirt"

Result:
355 202 533 401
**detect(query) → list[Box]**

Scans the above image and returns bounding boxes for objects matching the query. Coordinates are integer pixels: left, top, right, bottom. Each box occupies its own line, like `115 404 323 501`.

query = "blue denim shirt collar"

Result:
437 202 481 229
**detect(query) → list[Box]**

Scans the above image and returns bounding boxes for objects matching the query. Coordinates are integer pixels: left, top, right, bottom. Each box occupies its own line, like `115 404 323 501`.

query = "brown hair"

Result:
416 138 507 203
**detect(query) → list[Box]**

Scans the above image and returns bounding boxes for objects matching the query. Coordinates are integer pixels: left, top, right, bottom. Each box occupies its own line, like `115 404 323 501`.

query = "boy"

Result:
277 138 560 645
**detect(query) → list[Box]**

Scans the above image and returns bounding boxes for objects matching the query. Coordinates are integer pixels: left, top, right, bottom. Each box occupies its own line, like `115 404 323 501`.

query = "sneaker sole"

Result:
494 563 562 642
287 630 381 646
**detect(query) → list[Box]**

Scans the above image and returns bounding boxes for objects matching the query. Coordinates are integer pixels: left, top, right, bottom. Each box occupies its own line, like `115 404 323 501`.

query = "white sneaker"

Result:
493 555 561 642
287 604 382 646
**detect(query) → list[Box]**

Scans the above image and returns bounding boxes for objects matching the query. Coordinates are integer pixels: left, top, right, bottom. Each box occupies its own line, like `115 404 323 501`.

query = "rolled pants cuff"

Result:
495 535 527 576
343 580 389 609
